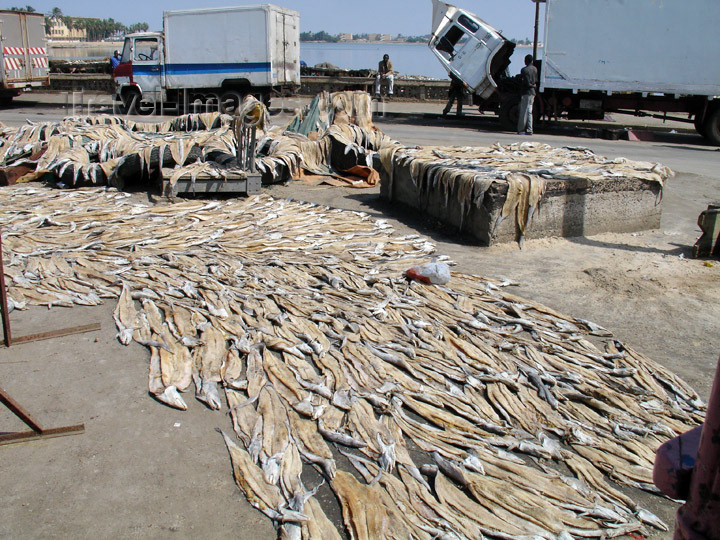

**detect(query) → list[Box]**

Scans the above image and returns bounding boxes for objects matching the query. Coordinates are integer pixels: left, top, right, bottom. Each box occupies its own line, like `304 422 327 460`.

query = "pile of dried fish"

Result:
0 92 397 188
380 142 673 243
1 184 701 538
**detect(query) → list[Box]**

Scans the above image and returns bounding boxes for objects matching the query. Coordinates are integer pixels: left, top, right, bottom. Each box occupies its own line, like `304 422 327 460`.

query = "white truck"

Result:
429 0 720 144
0 9 49 105
113 4 300 114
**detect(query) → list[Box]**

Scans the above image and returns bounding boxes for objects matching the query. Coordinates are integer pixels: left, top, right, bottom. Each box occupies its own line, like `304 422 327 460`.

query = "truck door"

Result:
25 14 47 81
434 15 490 91
131 36 163 103
1 12 27 82
273 11 296 86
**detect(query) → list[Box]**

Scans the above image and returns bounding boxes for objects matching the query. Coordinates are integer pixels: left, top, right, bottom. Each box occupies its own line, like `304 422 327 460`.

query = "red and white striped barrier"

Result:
2 46 48 71
4 57 22 71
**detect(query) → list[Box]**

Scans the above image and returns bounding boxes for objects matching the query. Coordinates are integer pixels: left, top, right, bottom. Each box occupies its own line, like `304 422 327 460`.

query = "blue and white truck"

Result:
113 4 300 114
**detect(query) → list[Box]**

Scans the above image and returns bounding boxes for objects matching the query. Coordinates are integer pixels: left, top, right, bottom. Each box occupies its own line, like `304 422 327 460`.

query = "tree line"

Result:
6 6 149 41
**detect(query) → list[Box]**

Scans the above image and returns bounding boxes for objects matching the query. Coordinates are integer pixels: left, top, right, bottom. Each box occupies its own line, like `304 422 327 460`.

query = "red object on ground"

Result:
665 356 720 539
405 267 432 284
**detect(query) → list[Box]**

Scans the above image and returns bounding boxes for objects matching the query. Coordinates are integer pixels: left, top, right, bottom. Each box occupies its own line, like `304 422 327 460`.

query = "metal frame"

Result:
0 232 87 446
0 386 85 446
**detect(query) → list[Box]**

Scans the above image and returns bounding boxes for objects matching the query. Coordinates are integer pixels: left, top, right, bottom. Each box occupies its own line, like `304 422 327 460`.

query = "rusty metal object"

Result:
692 204 720 258
0 385 85 447
0 234 11 347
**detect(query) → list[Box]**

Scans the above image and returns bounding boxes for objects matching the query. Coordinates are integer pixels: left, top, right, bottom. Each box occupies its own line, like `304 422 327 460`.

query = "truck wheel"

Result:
122 90 141 115
499 102 519 131
694 113 707 137
703 107 720 146
0 95 14 107
220 91 242 114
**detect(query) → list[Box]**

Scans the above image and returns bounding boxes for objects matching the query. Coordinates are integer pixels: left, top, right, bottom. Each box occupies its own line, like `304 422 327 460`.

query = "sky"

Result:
14 0 543 41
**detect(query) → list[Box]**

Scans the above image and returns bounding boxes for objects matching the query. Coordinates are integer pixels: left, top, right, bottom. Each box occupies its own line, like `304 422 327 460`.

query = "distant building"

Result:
379 34 392 42
47 16 88 41
339 33 353 42
368 33 379 42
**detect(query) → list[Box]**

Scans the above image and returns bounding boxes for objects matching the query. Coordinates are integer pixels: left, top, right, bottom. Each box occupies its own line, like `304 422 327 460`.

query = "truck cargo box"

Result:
542 0 720 96
162 5 300 90
0 10 49 100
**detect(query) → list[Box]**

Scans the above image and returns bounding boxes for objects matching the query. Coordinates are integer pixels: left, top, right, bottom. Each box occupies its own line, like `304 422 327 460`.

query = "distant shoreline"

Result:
301 40 427 45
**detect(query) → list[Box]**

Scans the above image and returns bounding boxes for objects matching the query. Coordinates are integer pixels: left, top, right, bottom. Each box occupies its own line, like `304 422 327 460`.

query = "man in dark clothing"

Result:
443 73 466 116
375 54 394 98
517 54 538 135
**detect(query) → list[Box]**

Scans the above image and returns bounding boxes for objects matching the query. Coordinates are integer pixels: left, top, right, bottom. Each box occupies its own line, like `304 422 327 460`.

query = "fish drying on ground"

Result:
0 184 701 538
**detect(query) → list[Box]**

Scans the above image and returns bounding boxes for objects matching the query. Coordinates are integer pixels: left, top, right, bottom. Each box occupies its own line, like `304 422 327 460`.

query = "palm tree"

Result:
51 6 62 18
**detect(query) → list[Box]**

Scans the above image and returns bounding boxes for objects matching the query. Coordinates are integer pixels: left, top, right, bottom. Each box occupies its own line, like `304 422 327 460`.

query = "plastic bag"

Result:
405 262 451 285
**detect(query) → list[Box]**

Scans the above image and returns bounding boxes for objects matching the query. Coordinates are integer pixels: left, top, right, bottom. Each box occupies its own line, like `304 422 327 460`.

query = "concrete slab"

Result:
380 144 667 245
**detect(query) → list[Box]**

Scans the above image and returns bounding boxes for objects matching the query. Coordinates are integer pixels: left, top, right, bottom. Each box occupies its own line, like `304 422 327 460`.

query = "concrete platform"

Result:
379 145 666 245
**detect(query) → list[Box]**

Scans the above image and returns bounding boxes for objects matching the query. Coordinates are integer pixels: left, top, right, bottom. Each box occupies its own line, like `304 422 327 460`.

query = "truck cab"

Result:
429 1 514 100
113 32 165 113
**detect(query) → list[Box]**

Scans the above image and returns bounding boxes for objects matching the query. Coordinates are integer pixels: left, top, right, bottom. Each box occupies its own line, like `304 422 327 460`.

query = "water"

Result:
50 40 542 78
301 41 542 79
49 42 123 61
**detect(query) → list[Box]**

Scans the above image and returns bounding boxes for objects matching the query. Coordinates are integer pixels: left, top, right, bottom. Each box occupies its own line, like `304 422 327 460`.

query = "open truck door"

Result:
429 0 514 100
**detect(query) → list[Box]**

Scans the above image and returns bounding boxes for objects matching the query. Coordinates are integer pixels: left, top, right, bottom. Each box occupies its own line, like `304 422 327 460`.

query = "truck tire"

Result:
694 113 707 137
122 90 141 115
703 107 720 146
499 102 519 131
220 91 242 114
0 95 14 107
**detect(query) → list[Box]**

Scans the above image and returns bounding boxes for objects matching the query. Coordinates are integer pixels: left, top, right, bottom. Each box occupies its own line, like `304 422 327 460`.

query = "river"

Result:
49 40 542 79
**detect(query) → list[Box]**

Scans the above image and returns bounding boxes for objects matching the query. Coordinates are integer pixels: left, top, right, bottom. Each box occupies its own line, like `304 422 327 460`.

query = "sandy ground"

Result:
1 97 720 539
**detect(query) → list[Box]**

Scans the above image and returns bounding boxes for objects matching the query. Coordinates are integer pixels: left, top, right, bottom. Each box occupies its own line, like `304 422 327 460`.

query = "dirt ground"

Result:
1 103 720 539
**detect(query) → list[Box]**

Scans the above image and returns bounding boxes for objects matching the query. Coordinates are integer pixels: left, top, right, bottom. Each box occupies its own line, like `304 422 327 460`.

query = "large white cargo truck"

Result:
429 0 720 144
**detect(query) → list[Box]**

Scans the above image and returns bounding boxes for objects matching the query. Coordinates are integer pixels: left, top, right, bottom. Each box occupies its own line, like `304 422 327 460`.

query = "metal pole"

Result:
0 233 11 347
533 0 541 61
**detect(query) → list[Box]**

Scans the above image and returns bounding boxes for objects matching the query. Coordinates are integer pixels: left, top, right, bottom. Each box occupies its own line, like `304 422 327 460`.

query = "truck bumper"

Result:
4 79 50 90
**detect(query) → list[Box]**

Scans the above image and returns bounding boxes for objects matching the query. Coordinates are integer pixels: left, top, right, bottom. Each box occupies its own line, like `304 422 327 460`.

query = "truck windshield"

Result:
134 38 158 62
458 15 480 34
436 25 471 61
121 39 132 63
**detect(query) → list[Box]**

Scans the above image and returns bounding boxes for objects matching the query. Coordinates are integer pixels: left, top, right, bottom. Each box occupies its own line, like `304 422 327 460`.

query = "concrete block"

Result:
380 148 664 245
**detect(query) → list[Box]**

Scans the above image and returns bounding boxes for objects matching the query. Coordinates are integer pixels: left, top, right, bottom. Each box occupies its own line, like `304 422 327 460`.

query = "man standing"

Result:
443 73 466 116
375 54 394 99
517 54 538 135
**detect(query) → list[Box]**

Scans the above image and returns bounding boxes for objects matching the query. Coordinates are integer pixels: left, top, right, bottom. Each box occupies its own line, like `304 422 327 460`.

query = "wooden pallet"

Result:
161 169 261 196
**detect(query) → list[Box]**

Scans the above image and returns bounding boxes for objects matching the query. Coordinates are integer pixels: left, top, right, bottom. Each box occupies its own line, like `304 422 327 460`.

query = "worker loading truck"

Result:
112 4 300 115
429 0 720 145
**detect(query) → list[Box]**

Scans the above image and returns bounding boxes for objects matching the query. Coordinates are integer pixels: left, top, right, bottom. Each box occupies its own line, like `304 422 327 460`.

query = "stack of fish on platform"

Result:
380 142 673 244
0 184 701 538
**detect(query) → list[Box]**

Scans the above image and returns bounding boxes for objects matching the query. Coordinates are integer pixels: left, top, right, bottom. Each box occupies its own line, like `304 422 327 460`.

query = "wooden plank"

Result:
0 424 85 446
9 322 102 346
